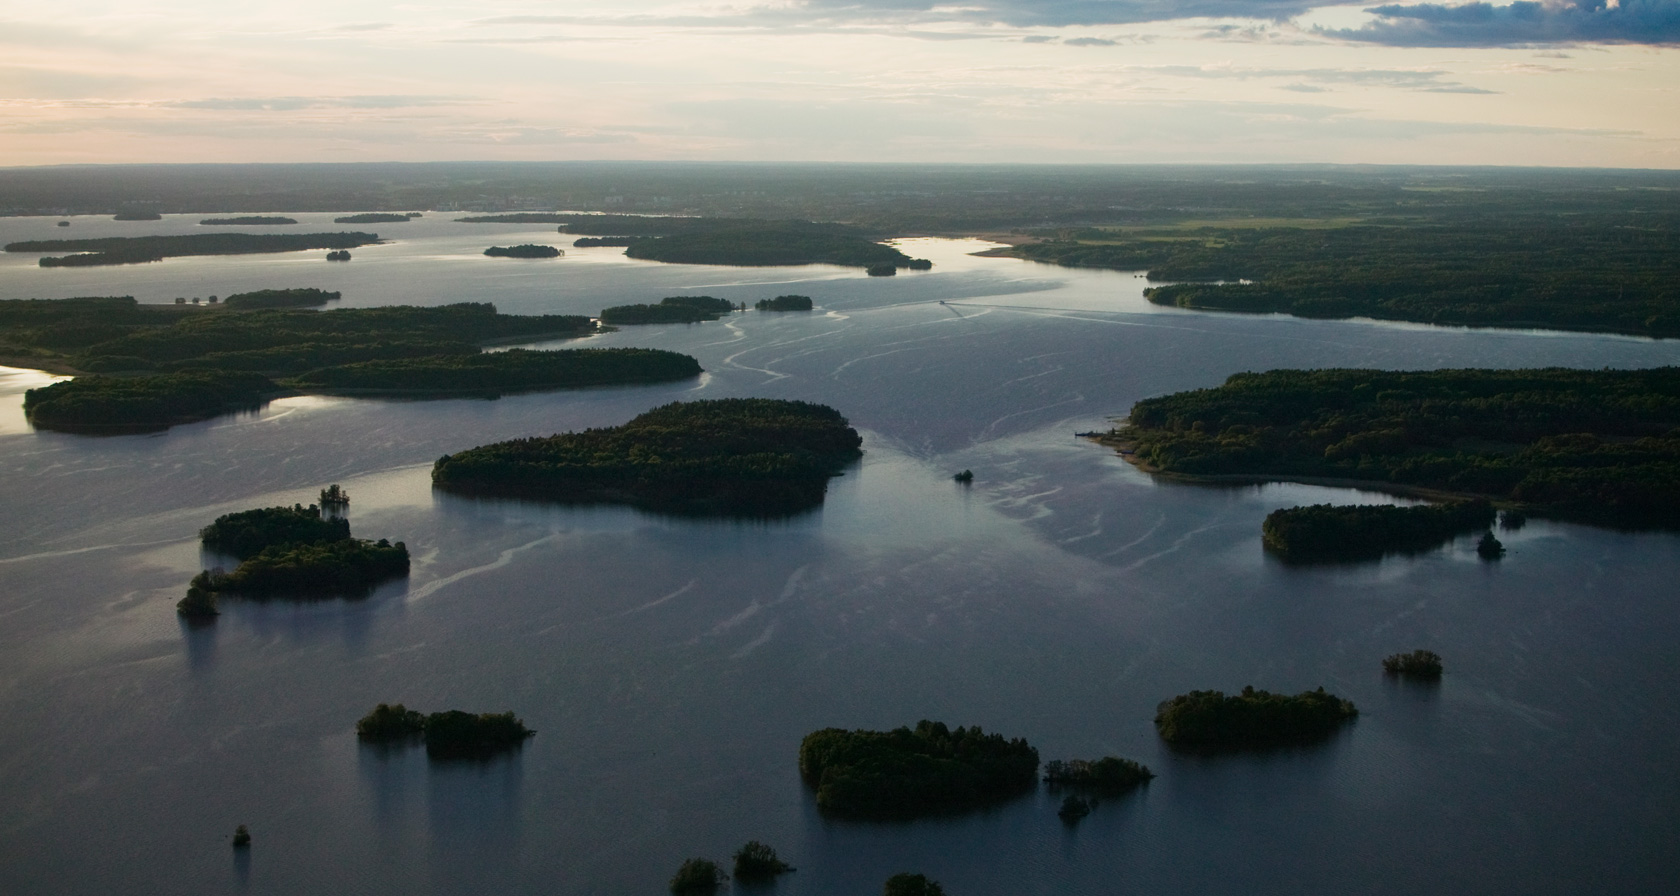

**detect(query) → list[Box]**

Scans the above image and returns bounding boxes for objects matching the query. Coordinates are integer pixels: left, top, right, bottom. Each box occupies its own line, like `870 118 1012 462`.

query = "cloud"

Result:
469 2 1368 31
797 1 1360 26
1134 63 1496 92
1064 36 1120 45
168 96 472 111
1325 0 1680 47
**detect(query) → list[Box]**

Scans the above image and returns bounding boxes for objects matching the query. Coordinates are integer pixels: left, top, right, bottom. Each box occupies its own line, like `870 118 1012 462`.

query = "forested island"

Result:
1262 500 1496 563
289 347 701 395
357 703 534 759
221 288 341 310
432 398 863 516
572 237 640 247
325 250 351 261
200 504 349 558
180 503 408 614
464 213 930 270
25 370 276 432
600 296 738 325
334 213 417 224
1383 650 1444 680
1042 757 1155 796
201 217 296 226
484 244 561 258
626 221 915 268
5 232 381 266
1154 686 1358 750
1111 367 1680 528
1010 222 1680 339
798 720 1040 819
7 299 633 430
756 294 813 311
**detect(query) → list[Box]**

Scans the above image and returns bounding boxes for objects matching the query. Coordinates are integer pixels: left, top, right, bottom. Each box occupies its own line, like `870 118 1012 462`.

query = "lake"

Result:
1 215 1677 895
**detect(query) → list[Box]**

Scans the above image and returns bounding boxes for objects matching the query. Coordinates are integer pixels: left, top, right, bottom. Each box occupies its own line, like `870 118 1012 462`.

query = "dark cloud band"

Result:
1326 0 1680 47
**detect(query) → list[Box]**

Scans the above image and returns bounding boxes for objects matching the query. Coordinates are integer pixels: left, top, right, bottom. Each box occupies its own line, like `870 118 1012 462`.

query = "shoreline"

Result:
1086 432 1509 507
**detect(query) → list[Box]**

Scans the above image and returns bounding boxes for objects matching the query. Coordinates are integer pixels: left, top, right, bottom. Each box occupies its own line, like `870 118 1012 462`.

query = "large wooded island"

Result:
432 398 863 516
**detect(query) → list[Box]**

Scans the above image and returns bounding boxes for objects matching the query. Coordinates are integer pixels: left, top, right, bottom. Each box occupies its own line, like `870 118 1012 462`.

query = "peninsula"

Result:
8 299 679 431
6 232 381 266
432 398 863 516
1109 367 1680 528
1007 221 1680 339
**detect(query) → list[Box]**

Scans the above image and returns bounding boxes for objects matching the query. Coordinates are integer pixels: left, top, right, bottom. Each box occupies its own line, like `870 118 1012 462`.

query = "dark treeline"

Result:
433 398 863 516
7 164 1676 232
200 504 350 559
113 211 162 221
1154 687 1358 750
1262 500 1496 562
1041 757 1155 796
1384 650 1444 679
9 300 602 429
1015 223 1680 339
24 370 275 432
357 704 534 760
334 213 416 223
6 232 381 267
757 294 813 311
601 295 738 325
626 221 917 268
43 302 590 370
221 288 341 310
211 537 409 596
484 244 561 258
571 237 641 247
201 216 297 226
798 720 1040 819
1118 367 1680 528
290 347 701 394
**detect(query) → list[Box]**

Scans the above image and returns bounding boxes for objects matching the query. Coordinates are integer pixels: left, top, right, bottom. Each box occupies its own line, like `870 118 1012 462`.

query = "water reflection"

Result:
427 754 526 892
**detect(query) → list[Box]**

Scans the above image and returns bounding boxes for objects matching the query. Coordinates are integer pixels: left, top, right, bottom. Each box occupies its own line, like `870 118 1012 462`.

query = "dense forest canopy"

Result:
200 504 349 559
289 347 701 394
220 288 341 310
4 232 381 267
1261 500 1496 562
7 300 617 430
200 216 296 226
433 398 863 516
484 244 561 258
625 221 915 268
600 296 738 325
1012 222 1680 339
798 720 1040 819
1154 687 1358 749
1117 367 1680 527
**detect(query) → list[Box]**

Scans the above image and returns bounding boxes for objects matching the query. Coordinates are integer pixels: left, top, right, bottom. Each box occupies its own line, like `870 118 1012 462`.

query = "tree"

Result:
884 873 946 896
732 841 793 881
670 858 727 893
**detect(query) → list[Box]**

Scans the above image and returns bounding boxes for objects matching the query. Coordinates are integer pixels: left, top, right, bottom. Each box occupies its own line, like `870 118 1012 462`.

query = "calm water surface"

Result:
1 219 1677 895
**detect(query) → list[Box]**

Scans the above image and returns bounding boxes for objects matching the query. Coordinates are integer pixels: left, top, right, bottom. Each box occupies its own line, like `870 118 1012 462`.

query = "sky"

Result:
1 1 1677 168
